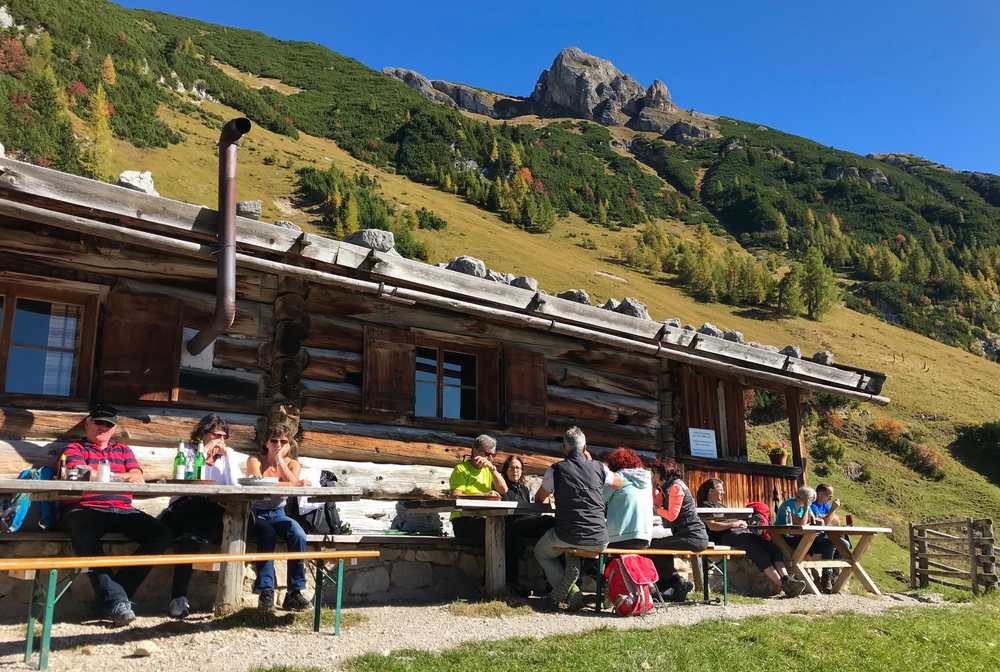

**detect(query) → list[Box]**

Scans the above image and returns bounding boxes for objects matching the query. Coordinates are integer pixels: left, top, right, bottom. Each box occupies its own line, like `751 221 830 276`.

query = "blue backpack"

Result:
0 467 57 533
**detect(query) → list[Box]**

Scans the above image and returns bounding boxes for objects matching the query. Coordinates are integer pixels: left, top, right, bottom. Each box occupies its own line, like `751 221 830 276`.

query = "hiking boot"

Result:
106 600 136 627
282 590 310 611
258 589 275 612
551 557 582 604
566 585 587 612
821 574 835 594
167 596 190 619
669 575 694 603
782 576 807 598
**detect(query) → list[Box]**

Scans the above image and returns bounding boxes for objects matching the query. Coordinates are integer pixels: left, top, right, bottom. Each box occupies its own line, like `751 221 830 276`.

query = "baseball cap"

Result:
88 404 119 426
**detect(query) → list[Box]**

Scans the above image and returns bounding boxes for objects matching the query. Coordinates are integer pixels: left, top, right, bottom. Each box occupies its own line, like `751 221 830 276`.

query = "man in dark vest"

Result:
534 427 623 611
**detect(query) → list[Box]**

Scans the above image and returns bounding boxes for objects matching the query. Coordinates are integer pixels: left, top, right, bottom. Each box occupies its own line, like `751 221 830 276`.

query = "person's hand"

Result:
121 471 144 483
472 456 490 469
832 498 841 510
486 490 501 500
813 518 825 526
205 441 227 461
733 520 748 529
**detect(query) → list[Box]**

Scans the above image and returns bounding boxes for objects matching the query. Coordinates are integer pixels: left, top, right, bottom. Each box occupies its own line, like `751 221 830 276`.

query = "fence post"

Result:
909 522 917 589
917 524 929 588
968 518 979 596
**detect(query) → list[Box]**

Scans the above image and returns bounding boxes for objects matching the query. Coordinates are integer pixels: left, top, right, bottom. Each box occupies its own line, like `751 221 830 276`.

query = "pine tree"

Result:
489 136 499 163
341 194 360 237
101 55 117 86
903 246 931 284
801 247 837 320
777 264 805 317
81 84 112 180
30 31 54 73
508 143 522 169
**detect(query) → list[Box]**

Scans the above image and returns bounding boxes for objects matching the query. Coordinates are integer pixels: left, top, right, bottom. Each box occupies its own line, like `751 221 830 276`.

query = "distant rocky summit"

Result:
385 47 715 138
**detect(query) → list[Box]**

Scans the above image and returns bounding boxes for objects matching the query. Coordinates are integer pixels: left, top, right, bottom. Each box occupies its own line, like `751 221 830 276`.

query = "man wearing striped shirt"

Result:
58 405 171 626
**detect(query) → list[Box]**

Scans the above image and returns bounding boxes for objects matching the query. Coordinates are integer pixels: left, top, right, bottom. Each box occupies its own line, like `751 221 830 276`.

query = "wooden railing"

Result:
909 518 997 595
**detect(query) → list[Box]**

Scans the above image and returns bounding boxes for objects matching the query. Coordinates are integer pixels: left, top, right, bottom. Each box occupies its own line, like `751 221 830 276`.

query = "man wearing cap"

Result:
58 405 171 626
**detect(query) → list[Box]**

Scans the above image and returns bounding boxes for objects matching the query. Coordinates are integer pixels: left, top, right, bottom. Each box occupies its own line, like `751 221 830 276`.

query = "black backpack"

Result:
287 470 344 535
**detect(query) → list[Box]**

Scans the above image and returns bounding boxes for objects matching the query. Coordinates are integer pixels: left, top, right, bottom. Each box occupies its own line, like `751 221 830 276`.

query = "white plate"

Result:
238 477 279 486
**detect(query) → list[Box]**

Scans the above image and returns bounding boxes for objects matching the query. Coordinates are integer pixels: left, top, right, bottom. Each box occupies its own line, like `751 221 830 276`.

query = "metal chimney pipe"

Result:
187 117 252 355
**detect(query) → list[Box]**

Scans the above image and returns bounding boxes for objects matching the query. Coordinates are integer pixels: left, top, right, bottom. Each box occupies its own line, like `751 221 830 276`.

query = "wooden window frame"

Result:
410 330 500 428
0 280 101 403
415 344 479 422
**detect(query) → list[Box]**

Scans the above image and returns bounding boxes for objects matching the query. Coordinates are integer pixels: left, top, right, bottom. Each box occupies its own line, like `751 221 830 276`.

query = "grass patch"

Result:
447 598 534 618
293 608 368 630
347 601 1000 672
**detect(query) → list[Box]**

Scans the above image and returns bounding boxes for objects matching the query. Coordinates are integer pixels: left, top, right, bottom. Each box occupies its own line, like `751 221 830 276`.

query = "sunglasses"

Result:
93 420 115 429
208 432 229 440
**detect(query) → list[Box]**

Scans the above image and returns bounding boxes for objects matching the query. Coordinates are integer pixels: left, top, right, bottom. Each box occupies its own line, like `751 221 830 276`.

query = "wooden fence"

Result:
909 518 997 595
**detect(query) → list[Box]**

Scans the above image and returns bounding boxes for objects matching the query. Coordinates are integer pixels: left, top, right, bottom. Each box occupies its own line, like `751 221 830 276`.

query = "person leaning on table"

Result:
698 478 806 598
776 485 838 593
158 413 240 619
245 422 311 613
533 427 624 612
57 404 171 627
448 434 508 545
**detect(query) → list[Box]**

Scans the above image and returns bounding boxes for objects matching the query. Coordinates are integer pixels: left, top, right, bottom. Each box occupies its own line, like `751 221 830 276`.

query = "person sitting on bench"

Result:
648 457 707 602
777 485 838 593
159 413 240 618
245 422 310 612
58 404 171 626
501 455 553 595
449 435 508 546
533 427 623 611
698 478 806 597
603 447 652 552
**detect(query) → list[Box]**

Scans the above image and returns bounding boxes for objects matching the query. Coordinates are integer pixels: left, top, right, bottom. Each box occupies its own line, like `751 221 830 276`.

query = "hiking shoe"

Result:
566 585 587 612
670 576 694 603
167 596 190 619
782 577 807 598
258 589 275 612
551 558 582 604
282 590 310 611
106 600 136 627
821 574 834 594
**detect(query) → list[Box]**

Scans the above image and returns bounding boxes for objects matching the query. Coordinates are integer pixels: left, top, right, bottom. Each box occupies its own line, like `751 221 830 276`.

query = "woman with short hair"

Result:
775 485 838 592
603 447 653 550
501 455 554 594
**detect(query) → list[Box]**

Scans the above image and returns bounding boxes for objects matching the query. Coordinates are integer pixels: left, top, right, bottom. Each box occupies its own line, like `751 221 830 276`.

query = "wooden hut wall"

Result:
681 457 799 509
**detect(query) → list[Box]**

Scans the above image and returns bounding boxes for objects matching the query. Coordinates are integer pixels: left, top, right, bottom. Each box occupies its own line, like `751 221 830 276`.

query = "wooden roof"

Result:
0 157 888 404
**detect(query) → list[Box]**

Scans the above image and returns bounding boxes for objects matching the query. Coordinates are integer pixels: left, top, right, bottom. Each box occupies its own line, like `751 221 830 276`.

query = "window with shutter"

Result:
99 292 182 403
504 346 547 431
362 325 415 416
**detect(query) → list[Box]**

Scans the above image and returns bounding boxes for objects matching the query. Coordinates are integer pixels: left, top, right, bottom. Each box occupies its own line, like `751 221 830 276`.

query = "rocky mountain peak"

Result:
643 79 674 111
530 47 646 125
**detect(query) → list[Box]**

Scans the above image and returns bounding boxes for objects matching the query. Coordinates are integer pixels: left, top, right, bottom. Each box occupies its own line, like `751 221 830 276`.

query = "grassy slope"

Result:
100 90 999 596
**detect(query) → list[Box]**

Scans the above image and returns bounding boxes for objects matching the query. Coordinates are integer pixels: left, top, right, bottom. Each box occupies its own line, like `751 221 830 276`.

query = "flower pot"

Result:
768 452 788 466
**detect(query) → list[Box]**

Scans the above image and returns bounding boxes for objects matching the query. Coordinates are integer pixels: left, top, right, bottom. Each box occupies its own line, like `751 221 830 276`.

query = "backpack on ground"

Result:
287 469 344 535
746 501 771 540
603 554 658 617
0 467 57 533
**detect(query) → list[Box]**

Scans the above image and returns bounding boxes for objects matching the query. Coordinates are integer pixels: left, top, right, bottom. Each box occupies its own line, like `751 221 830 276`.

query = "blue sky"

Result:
119 1 1000 174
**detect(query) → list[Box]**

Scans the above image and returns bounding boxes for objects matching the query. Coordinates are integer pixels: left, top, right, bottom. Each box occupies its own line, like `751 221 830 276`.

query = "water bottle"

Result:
173 442 187 480
193 441 206 480
97 458 111 483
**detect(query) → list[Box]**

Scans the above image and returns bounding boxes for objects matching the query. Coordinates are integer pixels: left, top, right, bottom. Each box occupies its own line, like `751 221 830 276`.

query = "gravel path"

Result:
0 593 942 672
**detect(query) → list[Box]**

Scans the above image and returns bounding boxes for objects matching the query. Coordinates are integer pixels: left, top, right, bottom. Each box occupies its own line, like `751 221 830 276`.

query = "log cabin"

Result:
0 138 889 532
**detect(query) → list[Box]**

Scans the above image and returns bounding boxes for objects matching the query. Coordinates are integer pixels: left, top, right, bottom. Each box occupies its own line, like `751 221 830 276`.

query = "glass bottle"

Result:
193 441 206 480
173 442 187 480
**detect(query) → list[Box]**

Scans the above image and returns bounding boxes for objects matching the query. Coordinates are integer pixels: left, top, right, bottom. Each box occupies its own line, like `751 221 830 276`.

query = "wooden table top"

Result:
403 498 553 515
754 524 892 535
696 507 754 517
0 479 362 501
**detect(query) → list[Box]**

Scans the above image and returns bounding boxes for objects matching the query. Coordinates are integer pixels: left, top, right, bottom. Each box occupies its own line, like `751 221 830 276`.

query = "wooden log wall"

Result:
681 456 800 508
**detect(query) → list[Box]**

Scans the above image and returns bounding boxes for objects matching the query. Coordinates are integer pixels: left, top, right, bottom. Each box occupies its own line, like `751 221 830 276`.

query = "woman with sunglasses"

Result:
159 413 240 618
245 422 311 612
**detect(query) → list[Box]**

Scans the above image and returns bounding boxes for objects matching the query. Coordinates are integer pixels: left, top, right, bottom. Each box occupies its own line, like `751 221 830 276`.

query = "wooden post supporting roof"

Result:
786 387 806 486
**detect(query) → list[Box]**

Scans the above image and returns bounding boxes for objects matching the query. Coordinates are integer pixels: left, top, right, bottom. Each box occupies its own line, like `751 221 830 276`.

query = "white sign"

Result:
688 428 718 459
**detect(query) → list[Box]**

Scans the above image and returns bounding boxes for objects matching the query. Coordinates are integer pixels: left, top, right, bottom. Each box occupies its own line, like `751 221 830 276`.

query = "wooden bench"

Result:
555 546 746 610
0 549 379 671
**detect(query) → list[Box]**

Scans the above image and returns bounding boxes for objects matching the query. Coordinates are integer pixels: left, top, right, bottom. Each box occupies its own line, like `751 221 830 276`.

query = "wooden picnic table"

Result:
403 497 552 597
754 524 892 596
696 507 754 519
0 479 361 612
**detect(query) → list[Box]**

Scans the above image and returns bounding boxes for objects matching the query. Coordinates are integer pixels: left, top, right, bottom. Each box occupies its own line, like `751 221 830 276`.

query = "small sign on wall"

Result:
688 428 718 459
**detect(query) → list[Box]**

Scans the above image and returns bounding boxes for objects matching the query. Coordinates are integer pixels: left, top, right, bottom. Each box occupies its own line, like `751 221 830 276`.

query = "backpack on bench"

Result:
0 467 57 533
286 469 344 535
604 554 658 616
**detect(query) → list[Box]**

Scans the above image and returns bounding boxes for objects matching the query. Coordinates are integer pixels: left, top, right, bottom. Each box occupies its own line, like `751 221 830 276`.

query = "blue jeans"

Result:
251 508 306 592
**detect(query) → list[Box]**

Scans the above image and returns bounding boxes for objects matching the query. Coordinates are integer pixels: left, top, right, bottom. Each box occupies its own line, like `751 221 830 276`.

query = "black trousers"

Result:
505 515 555 585
452 516 485 546
649 534 709 589
60 507 171 609
718 531 783 571
159 497 226 599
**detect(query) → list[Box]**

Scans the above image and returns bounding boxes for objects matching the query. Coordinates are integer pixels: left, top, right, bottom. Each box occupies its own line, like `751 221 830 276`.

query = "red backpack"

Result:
746 501 771 540
603 554 658 616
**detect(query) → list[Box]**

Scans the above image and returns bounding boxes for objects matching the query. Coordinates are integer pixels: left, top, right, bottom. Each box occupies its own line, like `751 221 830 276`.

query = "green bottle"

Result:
193 441 206 480
173 442 187 480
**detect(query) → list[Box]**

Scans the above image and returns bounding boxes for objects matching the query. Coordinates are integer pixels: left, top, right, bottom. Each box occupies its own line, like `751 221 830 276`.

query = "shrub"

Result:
905 441 945 480
869 417 905 445
811 433 846 465
822 409 845 433
415 207 447 230
0 38 29 77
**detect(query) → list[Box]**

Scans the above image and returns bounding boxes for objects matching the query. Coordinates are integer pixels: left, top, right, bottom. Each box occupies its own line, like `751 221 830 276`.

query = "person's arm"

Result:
705 518 749 532
246 456 263 478
449 462 474 497
274 454 304 486
660 482 685 523
790 502 811 525
488 462 508 496
61 444 95 476
534 467 554 503
120 446 144 483
603 465 624 490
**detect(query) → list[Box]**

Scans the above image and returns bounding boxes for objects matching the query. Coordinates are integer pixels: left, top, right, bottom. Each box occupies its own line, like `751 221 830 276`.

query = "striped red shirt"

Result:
61 441 141 509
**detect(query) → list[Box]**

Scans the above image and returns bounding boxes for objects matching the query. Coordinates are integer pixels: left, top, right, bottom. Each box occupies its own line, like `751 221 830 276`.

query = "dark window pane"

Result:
443 351 476 387
414 381 437 418
460 387 477 420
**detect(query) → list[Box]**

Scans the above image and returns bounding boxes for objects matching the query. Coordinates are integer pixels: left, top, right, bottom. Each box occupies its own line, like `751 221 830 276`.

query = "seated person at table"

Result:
648 457 708 601
449 435 508 545
159 413 240 618
603 447 652 551
57 404 171 626
811 483 841 525
533 427 623 611
777 486 837 592
699 478 805 597
245 422 310 612
502 455 554 594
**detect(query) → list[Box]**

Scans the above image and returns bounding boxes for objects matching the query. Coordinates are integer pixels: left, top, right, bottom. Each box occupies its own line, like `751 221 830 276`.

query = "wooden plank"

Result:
545 385 659 428
117 278 268 339
484 517 505 597
303 316 364 351
786 388 805 477
215 499 249 615
546 361 657 399
0 478 361 500
0 549 381 572
214 337 265 371
505 346 547 431
303 347 362 382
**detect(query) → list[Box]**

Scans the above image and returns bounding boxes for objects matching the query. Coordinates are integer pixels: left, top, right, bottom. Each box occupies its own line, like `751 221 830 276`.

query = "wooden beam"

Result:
786 388 805 483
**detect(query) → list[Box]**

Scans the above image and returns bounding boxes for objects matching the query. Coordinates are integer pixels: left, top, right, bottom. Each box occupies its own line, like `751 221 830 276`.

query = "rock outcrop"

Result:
344 229 396 253
237 200 262 220
445 256 487 279
663 120 715 145
530 48 646 124
383 68 457 108
117 170 158 197
557 289 591 305
431 81 529 119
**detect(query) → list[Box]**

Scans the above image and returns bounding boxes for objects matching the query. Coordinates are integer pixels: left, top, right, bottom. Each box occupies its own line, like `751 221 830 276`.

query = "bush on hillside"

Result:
869 417 905 445
415 208 447 231
810 433 846 465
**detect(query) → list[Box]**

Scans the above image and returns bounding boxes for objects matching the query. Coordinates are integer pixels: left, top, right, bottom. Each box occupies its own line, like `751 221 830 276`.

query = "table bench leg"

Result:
594 555 605 613
215 500 250 615
484 516 505 598
722 557 728 607
701 557 710 603
335 559 344 636
37 570 57 671
24 573 38 664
